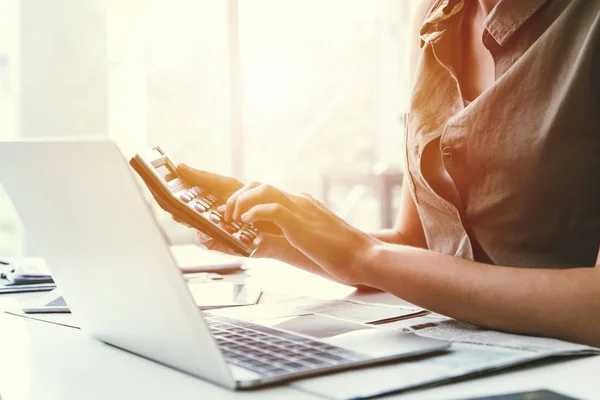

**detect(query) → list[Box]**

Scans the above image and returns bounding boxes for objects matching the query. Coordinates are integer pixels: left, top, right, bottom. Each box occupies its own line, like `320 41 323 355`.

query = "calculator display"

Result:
154 163 178 183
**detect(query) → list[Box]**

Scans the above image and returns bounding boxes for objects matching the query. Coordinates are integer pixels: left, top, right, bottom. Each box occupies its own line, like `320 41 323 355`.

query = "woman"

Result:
176 0 600 346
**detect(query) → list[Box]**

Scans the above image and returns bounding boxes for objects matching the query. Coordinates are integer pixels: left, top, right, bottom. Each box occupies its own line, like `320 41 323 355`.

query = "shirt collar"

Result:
484 0 551 46
420 0 552 47
420 0 465 45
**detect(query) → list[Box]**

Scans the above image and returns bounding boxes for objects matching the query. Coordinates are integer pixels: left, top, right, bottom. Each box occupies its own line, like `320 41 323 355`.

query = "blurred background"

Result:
0 0 419 256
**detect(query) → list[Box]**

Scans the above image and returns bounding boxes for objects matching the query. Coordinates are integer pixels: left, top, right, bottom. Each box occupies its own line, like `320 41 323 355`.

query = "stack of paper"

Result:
291 319 600 399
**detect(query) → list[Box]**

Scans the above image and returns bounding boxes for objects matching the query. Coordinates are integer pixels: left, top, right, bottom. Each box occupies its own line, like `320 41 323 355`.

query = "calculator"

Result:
130 147 262 257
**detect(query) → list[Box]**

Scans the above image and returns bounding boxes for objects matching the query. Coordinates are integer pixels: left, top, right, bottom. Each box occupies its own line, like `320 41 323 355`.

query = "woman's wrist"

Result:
344 232 384 287
353 238 414 291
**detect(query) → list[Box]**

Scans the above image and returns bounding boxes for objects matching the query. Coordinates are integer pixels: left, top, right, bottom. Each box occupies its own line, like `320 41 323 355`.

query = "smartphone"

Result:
130 147 262 257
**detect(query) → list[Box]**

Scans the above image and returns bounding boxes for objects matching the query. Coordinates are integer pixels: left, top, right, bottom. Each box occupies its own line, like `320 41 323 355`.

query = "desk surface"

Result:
0 257 597 400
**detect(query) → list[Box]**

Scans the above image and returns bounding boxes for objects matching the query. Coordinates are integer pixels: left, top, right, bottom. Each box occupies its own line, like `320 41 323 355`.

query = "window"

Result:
0 0 419 256
239 0 417 231
0 0 21 255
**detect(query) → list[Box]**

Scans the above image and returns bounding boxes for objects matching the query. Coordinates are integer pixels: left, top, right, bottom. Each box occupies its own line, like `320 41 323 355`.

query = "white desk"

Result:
0 258 598 400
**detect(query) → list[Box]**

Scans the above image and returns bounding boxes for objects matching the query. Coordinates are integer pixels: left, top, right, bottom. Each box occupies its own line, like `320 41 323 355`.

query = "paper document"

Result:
403 319 594 355
292 318 599 400
292 343 535 400
303 299 429 324
210 298 427 324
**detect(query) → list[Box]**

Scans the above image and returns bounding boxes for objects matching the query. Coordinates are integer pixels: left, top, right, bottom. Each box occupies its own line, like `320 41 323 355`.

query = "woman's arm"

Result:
363 0 600 345
358 243 600 347
222 178 600 347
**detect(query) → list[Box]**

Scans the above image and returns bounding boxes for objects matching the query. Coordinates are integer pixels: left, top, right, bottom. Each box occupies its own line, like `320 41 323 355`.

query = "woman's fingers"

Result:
176 164 243 196
233 184 295 222
240 203 296 233
222 181 261 223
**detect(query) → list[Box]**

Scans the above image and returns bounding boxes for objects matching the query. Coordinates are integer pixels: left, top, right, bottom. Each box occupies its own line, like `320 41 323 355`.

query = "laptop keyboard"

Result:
204 314 370 377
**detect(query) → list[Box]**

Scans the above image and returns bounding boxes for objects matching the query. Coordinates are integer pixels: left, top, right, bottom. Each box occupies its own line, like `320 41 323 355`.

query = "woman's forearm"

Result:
360 242 600 346
261 229 417 288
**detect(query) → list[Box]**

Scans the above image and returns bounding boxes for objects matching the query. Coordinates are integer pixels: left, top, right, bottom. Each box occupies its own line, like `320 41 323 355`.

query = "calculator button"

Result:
194 203 207 212
209 213 222 223
191 187 202 195
224 225 237 234
180 194 192 203
243 229 258 238
231 222 241 230
207 194 218 202
240 233 254 245
197 199 211 209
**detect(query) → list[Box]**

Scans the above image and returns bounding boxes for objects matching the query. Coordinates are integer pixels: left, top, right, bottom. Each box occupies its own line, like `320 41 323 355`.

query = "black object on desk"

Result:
0 260 56 293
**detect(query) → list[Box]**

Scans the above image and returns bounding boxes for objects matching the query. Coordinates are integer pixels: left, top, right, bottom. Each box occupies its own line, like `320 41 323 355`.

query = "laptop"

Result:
0 138 449 389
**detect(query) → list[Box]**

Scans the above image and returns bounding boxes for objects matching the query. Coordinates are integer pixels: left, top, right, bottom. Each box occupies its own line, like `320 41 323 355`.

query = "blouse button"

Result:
442 146 456 160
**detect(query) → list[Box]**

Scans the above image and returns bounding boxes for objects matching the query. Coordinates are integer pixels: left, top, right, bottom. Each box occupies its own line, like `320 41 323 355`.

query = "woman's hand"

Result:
174 164 377 286
175 164 293 260
218 181 377 285
173 164 245 255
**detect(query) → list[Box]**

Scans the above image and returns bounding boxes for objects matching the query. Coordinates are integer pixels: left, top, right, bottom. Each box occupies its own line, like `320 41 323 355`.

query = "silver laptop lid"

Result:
0 138 235 389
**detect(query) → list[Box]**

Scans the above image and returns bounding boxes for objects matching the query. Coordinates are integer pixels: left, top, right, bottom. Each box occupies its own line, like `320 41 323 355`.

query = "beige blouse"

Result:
404 0 600 267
